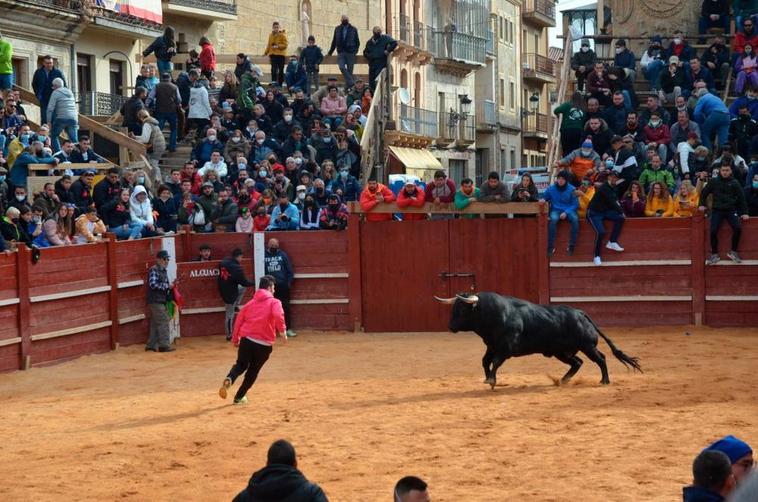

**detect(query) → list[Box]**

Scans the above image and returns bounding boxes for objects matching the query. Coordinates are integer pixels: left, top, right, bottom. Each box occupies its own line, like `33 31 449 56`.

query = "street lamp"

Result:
521 92 540 118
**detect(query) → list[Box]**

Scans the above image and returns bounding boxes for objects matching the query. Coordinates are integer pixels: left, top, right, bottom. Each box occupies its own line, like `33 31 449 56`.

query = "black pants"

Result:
270 55 286 85
368 60 386 92
226 338 272 401
560 128 583 157
275 283 291 329
710 210 742 254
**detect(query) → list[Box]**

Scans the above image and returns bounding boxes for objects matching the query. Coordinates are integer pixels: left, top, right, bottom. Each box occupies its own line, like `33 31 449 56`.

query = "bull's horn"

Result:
433 296 457 304
456 294 479 304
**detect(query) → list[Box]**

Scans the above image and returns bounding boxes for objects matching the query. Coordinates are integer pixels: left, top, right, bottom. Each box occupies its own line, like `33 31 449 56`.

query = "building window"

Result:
499 17 504 41
109 59 124 96
509 81 515 111
510 149 516 171
475 149 487 186
499 78 505 109
11 58 29 88
500 148 506 174
77 53 92 93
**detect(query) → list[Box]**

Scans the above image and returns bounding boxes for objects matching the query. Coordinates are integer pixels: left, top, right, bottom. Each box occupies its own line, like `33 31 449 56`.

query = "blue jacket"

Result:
330 175 362 201
10 152 56 188
729 95 758 119
267 202 300 230
264 249 294 286
694 92 729 123
32 66 65 103
300 45 324 69
543 183 579 214
614 49 636 71
682 485 724 502
192 138 224 163
285 62 308 92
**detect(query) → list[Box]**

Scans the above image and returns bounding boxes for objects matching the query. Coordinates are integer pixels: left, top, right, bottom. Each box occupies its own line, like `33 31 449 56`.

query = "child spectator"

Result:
644 182 675 217
300 35 324 94
319 194 348 230
253 206 270 231
621 180 646 217
154 185 178 233
264 22 288 86
198 36 216 78
735 44 758 94
235 207 253 233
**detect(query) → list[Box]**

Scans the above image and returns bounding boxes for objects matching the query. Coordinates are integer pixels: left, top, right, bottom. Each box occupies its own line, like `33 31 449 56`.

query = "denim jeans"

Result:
156 60 173 76
50 118 79 153
0 72 12 90
548 209 579 250
587 210 625 257
643 60 664 90
337 52 356 88
323 116 343 129
306 69 319 94
109 222 144 240
155 111 178 150
700 110 730 149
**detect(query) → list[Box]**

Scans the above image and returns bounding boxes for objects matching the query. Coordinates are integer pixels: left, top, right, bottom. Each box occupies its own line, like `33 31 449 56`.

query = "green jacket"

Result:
455 187 480 219
699 176 749 214
238 73 258 111
639 167 675 193
553 101 586 131
0 39 12 75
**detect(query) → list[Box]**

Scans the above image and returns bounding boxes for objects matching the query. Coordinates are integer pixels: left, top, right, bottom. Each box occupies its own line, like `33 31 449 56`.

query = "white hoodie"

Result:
129 185 154 226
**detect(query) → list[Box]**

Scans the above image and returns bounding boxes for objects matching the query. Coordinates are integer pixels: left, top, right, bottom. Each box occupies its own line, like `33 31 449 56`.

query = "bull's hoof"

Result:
600 379 610 385
484 377 495 386
489 381 496 390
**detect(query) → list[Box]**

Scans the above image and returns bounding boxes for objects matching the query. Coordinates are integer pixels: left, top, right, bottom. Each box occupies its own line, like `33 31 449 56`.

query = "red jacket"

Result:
359 183 396 221
396 186 427 221
199 42 216 72
232 289 285 346
735 32 758 55
181 171 203 195
424 179 456 204
643 123 671 145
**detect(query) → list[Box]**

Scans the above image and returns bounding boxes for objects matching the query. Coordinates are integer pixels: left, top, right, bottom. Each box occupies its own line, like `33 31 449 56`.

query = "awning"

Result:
388 146 442 172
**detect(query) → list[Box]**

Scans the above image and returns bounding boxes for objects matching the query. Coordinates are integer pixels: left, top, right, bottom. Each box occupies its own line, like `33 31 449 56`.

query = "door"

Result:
109 59 124 96
77 53 92 93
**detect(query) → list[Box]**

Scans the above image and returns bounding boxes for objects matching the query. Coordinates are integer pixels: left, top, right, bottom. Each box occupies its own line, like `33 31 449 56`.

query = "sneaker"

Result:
548 248 555 257
593 256 602 266
606 242 624 252
706 254 720 266
219 378 231 399
726 251 742 264
286 330 297 338
233 396 248 405
567 245 575 256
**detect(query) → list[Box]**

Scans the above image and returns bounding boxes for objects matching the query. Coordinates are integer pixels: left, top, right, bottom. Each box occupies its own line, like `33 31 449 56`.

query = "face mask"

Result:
342 19 349 25
323 136 331 143
137 176 145 184
339 170 348 179
581 148 592 156
208 135 217 142
259 170 267 178
38 135 48 143
232 137 241 143
673 38 682 45
298 192 306 201
697 156 706 161
295 158 303 166
615 47 623 54
753 182 758 189
650 120 661 127
373 33 381 39
284 115 292 123
268 246 279 252
20 134 30 144
581 46 589 53
0 176 5 182
16 195 25 201
747 49 753 55
256 139 264 145
749 95 757 101
238 163 247 170
32 215 41 223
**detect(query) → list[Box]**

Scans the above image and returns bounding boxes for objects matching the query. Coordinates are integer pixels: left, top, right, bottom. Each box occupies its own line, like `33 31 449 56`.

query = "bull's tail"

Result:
583 314 643 373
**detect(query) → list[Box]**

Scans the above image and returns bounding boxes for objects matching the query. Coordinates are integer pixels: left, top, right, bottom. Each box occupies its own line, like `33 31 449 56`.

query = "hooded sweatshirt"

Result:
231 289 286 346
129 185 154 226
232 463 327 502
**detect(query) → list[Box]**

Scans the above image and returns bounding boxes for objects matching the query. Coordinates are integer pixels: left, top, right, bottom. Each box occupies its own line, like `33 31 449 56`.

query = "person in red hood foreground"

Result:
219 275 287 405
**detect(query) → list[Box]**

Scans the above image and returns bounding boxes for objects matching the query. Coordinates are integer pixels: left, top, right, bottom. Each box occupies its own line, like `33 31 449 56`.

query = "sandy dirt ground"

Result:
0 327 757 502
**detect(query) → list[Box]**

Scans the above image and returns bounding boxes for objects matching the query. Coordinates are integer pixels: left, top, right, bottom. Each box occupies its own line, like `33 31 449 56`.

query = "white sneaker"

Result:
593 256 602 266
606 242 624 252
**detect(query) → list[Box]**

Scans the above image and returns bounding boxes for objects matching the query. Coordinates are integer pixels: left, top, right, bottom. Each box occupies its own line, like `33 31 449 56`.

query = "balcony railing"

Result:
398 13 412 44
523 0 556 21
76 91 128 116
477 100 497 126
486 30 495 56
89 1 162 29
430 31 487 65
413 21 432 51
524 112 549 134
36 0 84 10
398 105 438 138
522 53 556 79
168 0 237 15
439 111 476 142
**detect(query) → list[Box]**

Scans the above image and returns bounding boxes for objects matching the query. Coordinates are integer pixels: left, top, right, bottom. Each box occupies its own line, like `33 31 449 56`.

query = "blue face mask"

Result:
753 181 758 189
37 135 48 143
0 175 5 182
20 134 30 145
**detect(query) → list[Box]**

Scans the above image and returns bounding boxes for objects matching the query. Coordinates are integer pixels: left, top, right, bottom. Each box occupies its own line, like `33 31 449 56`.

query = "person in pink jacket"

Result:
219 275 287 405
319 86 347 129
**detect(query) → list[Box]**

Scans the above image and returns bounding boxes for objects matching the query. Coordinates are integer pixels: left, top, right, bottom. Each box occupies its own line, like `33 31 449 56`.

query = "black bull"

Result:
435 293 642 389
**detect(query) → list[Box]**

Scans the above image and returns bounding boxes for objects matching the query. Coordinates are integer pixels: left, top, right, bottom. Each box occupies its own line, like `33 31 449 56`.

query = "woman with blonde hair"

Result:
644 181 674 217
202 168 224 192
673 180 700 217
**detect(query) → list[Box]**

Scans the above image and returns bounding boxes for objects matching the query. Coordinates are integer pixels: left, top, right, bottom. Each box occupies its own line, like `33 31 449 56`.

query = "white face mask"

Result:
297 192 306 201
284 115 293 123
615 47 623 54
15 195 25 201
295 158 303 166
259 170 267 178
232 137 241 143
208 135 217 142
580 148 592 156
580 46 589 52
256 139 264 145
673 38 682 45
650 119 661 127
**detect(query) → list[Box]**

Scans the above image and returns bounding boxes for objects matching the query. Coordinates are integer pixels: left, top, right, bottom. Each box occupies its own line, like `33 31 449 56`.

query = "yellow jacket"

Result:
7 138 24 168
644 196 674 217
264 31 288 57
673 192 699 217
577 186 595 219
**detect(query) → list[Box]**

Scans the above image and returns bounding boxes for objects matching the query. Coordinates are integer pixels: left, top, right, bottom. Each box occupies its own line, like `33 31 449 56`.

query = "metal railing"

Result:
76 91 128 116
486 30 495 55
524 112 549 134
522 53 556 79
398 105 438 138
413 21 432 51
461 118 476 142
398 13 412 44
440 111 476 141
88 1 162 28
477 100 496 126
35 0 84 10
430 31 487 65
523 0 556 20
168 0 237 15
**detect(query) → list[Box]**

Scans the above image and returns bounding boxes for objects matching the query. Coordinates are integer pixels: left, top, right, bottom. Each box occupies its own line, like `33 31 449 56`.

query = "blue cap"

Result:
705 435 753 464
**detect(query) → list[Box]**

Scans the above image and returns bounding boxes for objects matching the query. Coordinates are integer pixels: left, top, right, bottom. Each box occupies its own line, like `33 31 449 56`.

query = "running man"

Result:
218 248 255 341
219 275 287 405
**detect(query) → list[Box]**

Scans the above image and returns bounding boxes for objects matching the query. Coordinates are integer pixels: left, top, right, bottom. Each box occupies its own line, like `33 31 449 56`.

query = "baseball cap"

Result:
296 184 307 192
156 250 170 260
669 55 680 65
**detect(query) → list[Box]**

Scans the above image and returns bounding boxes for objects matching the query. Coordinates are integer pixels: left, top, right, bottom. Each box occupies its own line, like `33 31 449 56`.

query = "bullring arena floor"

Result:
1 328 756 501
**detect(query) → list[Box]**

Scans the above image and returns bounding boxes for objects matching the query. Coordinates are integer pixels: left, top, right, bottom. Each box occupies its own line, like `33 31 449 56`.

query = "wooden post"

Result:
181 225 193 262
106 235 120 349
691 213 706 326
536 202 550 305
16 244 31 370
118 127 130 166
347 214 363 332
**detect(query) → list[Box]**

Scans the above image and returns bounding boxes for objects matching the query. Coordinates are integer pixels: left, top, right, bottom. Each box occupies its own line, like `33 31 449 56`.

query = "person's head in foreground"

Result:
706 435 754 485
394 476 430 502
683 450 736 501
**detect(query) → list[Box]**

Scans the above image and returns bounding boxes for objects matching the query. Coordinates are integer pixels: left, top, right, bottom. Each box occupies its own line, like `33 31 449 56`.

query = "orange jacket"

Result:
397 186 426 221
359 183 396 221
673 191 699 217
264 31 289 57
577 186 595 219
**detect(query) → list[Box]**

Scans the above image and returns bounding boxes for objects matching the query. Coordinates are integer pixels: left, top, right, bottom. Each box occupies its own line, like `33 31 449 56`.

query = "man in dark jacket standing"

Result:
146 250 176 352
363 26 397 93
32 55 65 124
700 162 750 265
120 87 147 135
148 73 181 152
232 439 328 502
264 237 296 337
218 248 255 341
328 15 360 89
587 171 625 266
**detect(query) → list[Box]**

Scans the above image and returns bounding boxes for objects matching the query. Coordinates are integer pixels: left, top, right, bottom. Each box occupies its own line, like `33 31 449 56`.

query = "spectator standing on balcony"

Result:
148 72 181 153
218 248 255 342
699 0 730 39
543 171 579 257
587 171 625 266
364 27 397 93
571 39 596 93
264 238 295 338
46 78 78 153
554 92 587 156
32 55 65 125
700 162 750 264
198 36 216 79
0 31 13 91
359 177 395 221
143 27 177 76
694 87 731 149
120 87 147 136
146 250 176 352
264 22 288 87
329 15 360 89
